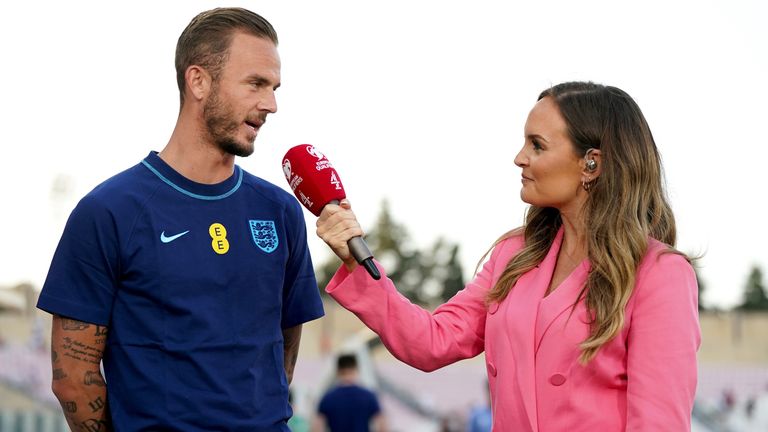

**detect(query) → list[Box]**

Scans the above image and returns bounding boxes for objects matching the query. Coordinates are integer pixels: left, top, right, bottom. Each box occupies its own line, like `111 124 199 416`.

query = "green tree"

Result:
314 199 465 307
737 265 768 311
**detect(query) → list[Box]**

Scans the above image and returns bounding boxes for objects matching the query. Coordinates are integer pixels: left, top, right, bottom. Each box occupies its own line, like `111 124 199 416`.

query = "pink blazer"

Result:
326 227 700 431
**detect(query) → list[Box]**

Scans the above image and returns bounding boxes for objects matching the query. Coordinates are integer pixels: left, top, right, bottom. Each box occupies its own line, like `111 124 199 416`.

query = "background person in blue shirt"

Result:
466 380 492 432
314 354 386 432
37 7 324 431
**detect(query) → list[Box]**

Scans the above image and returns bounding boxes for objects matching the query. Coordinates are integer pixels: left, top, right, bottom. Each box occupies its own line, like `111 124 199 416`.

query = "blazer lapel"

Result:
502 227 564 431
535 259 590 354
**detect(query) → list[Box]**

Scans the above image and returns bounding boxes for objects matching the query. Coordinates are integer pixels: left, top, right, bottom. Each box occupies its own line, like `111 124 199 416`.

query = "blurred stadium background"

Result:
2 204 767 431
2 288 768 431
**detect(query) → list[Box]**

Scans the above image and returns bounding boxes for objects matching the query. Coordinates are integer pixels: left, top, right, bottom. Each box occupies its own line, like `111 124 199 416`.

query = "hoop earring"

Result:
582 177 593 191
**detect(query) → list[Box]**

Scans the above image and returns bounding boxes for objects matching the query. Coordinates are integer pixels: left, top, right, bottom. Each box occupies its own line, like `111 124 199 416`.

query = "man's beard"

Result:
203 86 255 158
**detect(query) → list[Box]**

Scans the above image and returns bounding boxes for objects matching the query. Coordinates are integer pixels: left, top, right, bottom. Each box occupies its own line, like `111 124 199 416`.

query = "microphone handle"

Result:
328 200 381 280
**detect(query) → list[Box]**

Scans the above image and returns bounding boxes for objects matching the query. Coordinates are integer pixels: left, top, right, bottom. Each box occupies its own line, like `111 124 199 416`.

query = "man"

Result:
466 380 492 432
313 354 386 432
37 7 324 431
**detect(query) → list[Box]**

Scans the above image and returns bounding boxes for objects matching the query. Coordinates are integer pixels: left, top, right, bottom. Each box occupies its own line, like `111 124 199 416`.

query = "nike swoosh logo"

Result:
160 230 190 243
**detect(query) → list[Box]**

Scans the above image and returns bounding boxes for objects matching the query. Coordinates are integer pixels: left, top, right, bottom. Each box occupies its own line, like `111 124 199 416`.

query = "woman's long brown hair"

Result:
485 82 681 363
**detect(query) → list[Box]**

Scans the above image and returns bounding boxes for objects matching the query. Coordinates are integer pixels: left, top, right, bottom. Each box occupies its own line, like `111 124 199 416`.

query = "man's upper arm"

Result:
51 315 112 431
371 413 387 432
52 315 108 381
282 324 302 384
38 193 121 326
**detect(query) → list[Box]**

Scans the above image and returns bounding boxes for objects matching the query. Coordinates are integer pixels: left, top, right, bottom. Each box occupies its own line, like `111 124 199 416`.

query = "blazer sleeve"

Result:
326 239 513 372
625 249 701 430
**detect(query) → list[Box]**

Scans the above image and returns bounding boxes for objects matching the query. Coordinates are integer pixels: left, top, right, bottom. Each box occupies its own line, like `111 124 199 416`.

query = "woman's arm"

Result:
625 251 701 429
317 200 515 371
326 262 491 371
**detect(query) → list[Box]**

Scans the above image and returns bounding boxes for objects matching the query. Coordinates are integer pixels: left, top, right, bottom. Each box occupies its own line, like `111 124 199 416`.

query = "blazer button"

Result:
488 303 500 315
549 373 566 386
488 362 497 377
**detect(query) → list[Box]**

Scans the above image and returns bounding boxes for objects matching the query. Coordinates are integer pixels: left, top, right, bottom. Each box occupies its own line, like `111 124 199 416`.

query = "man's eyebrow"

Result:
247 75 281 90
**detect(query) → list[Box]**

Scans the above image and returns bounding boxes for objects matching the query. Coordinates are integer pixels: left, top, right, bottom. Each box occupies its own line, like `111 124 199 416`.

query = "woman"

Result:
317 81 700 431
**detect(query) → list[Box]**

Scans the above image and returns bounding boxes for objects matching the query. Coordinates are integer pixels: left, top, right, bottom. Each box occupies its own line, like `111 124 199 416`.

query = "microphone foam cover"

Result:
282 144 346 216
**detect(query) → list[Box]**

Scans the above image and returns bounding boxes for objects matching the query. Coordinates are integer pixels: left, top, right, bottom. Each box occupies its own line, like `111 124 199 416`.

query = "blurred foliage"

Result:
314 199 465 308
694 267 707 311
738 265 768 311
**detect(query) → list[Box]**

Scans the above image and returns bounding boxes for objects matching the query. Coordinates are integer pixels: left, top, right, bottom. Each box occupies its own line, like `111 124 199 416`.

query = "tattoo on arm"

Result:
84 371 106 387
60 336 102 365
51 315 112 431
63 401 77 413
61 318 90 331
80 419 109 432
53 368 67 380
88 396 106 413
57 317 107 366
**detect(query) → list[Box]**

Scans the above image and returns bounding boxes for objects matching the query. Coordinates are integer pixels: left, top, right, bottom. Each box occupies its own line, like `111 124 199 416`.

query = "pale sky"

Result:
1 0 766 308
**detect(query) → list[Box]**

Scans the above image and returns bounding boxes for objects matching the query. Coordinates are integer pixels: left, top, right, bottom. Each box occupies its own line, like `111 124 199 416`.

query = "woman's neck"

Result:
559 209 588 260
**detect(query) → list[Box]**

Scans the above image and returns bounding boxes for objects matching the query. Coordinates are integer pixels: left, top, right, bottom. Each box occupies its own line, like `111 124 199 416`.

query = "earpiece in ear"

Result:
586 159 597 172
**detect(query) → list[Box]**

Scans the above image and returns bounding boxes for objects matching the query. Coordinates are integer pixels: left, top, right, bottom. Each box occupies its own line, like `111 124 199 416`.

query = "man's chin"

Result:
218 140 254 158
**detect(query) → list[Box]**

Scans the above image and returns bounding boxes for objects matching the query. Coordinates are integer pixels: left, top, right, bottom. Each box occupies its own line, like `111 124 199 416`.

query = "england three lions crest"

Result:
249 220 279 253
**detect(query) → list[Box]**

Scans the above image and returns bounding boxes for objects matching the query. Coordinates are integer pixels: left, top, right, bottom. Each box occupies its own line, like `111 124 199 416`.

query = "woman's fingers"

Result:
316 202 364 265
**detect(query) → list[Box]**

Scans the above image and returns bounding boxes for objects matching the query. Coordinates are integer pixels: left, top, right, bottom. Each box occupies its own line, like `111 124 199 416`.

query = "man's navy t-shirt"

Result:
38 152 324 431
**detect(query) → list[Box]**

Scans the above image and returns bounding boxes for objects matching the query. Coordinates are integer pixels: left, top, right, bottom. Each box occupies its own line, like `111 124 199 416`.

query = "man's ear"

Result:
583 147 603 179
184 65 212 102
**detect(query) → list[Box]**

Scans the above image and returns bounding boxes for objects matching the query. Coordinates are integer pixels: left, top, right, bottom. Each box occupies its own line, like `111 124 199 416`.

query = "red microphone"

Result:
282 144 381 280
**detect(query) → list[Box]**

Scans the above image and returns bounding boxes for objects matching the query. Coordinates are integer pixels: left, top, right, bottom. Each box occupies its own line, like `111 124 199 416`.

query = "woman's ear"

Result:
583 148 602 180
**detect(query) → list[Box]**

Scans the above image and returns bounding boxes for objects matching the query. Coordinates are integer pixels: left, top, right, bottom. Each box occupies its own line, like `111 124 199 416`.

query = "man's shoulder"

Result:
239 168 302 212
75 161 153 213
92 159 153 193
323 383 375 397
347 384 379 401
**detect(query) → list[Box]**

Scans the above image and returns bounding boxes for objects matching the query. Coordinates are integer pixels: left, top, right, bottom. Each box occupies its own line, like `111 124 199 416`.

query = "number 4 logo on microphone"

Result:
330 171 342 190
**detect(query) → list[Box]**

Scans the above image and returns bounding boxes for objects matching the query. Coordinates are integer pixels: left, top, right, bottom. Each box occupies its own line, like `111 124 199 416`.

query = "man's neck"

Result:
160 117 236 184
337 370 358 386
